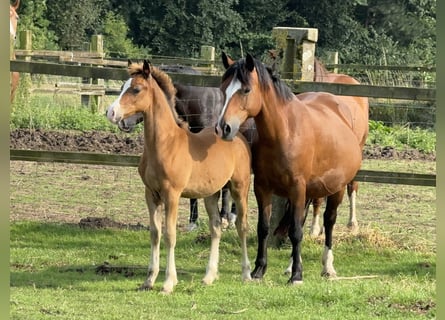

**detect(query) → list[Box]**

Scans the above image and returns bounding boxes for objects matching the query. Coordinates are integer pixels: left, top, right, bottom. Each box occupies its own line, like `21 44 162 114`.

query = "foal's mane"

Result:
222 56 294 103
127 61 188 129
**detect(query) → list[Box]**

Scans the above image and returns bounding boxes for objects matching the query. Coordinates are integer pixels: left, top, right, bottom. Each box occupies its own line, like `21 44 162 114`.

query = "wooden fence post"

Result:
325 51 339 73
200 45 215 74
81 34 104 112
13 30 33 107
18 30 32 60
90 35 104 113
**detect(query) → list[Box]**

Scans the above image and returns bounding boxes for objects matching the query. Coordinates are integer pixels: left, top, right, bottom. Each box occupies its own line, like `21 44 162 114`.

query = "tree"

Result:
46 0 109 50
108 0 246 57
15 0 58 49
101 12 149 58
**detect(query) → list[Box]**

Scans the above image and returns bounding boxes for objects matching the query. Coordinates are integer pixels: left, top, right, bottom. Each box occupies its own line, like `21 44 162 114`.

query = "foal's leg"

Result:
202 193 222 285
321 189 345 278
346 181 359 233
162 192 181 294
140 188 162 291
230 185 252 281
309 198 324 237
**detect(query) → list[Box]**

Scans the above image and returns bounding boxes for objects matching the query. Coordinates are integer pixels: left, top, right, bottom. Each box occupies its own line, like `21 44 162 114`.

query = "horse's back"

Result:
297 92 355 132
180 127 251 197
315 71 369 147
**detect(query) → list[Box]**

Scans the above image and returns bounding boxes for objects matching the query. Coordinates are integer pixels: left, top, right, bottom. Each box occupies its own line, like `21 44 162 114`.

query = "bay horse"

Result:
304 59 369 236
296 58 369 237
10 0 20 104
266 51 367 238
216 53 363 284
106 60 252 293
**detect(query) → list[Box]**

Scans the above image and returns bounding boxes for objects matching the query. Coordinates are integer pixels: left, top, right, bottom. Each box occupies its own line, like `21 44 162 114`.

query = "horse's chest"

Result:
252 147 292 184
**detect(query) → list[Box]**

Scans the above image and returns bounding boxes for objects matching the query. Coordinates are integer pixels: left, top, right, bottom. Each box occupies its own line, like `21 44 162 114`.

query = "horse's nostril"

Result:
223 123 231 137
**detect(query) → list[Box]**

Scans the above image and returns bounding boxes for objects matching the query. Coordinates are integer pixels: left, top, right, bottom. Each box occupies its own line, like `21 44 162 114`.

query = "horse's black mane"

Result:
221 56 294 102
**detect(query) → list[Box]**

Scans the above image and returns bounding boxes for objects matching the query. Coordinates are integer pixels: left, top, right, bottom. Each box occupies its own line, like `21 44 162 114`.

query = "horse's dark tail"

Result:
273 199 312 236
273 200 292 237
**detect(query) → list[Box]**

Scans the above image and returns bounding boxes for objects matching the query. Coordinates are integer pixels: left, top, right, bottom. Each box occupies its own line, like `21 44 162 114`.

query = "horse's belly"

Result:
181 174 229 198
305 170 355 198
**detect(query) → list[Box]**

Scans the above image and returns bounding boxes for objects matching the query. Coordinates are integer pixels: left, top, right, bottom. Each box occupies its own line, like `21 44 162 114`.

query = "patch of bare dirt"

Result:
10 128 436 161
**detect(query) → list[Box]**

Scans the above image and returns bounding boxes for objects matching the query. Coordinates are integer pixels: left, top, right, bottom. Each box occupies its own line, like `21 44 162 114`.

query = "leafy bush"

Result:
367 120 435 153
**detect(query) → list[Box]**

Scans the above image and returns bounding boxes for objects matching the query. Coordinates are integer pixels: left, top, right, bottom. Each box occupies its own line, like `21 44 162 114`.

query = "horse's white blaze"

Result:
106 78 132 123
217 77 242 126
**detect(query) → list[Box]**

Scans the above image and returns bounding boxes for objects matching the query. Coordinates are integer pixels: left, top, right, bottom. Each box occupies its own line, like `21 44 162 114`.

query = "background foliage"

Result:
15 0 436 65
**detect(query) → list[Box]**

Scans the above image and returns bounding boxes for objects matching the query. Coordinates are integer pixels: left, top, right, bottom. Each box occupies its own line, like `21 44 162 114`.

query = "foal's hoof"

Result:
138 283 153 291
347 222 359 234
321 270 337 279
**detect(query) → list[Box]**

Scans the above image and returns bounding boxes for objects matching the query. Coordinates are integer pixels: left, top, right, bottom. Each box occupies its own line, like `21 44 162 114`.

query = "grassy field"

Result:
10 83 437 319
9 159 436 319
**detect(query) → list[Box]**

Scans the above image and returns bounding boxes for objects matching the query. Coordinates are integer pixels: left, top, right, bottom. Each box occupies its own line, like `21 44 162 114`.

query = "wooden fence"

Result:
10 60 436 101
9 60 436 187
9 149 436 187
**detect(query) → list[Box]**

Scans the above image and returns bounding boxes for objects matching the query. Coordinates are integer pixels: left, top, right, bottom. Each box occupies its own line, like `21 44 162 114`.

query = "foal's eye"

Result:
130 86 141 94
241 88 251 95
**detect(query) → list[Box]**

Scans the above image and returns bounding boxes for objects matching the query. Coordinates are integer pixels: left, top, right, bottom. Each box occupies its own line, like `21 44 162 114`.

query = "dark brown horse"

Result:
107 60 252 293
216 53 364 284
10 0 20 104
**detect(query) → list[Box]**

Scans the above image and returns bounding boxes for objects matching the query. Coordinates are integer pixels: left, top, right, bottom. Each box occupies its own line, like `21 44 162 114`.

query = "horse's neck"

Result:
142 87 183 147
254 93 296 144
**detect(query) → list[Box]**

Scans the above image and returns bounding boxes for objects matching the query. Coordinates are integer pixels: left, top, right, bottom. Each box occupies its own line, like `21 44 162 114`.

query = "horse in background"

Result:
308 58 369 235
10 0 20 104
107 60 252 293
216 53 364 284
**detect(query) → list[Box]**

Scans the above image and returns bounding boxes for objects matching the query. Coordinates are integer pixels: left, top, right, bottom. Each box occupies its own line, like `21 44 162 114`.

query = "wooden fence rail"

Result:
10 150 436 187
10 60 436 101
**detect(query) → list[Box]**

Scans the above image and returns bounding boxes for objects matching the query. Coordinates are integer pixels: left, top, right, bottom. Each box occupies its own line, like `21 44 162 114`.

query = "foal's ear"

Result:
127 59 132 67
246 53 255 72
142 59 151 79
222 52 235 69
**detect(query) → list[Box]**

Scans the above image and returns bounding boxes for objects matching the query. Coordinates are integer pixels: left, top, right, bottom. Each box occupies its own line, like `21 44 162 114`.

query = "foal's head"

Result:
106 60 186 128
216 52 293 140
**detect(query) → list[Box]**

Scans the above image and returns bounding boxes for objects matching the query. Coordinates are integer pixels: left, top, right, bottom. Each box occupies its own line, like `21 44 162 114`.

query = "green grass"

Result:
10 221 435 320
9 159 436 319
9 88 436 319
